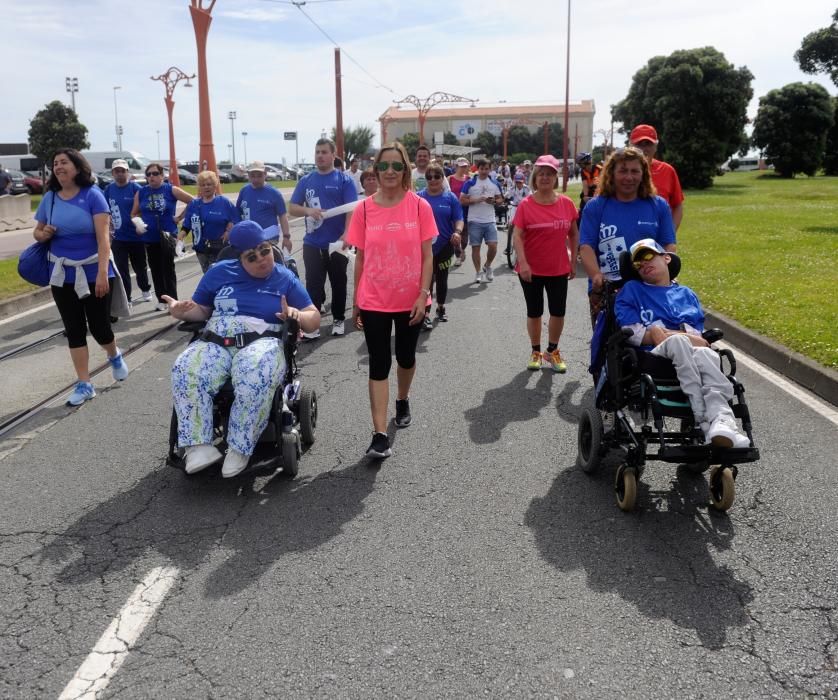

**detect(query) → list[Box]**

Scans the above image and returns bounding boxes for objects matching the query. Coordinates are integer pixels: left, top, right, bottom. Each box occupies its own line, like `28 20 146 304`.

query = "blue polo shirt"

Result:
236 183 287 232
181 196 239 252
290 169 358 249
103 181 142 242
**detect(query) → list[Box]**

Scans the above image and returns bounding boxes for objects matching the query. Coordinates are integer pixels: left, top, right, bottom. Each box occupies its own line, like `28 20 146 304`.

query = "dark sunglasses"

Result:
146 171 162 176
242 244 273 264
376 161 405 172
425 173 443 180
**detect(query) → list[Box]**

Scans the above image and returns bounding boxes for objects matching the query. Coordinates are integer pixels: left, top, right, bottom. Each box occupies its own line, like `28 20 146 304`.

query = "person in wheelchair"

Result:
162 220 320 477
614 239 749 449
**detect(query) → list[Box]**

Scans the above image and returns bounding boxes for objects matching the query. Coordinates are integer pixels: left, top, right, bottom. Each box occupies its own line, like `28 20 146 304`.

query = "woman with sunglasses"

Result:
164 220 320 477
579 146 676 327
511 155 579 372
417 162 464 328
131 162 193 310
346 142 437 459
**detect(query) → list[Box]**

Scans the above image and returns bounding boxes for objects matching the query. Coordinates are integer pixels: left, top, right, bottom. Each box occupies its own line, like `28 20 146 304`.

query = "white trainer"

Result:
222 448 250 478
484 264 494 282
184 444 223 474
141 290 153 302
474 271 485 284
705 414 750 449
332 319 345 336
301 329 321 340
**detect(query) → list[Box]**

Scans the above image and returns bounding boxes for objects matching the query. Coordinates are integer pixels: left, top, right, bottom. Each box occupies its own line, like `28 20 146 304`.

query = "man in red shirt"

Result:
629 124 684 230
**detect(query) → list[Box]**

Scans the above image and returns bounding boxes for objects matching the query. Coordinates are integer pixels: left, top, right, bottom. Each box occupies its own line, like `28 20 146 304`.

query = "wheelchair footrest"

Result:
710 446 760 464
656 444 711 463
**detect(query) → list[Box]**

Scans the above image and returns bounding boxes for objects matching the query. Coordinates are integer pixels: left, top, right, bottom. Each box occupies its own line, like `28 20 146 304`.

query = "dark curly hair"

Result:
46 148 95 191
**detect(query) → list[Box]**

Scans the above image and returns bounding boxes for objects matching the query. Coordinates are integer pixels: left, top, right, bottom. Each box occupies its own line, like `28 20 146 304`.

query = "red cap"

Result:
629 124 659 144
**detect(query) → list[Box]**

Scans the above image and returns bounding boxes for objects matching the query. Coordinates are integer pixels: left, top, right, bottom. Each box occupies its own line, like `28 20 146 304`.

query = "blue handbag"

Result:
18 191 54 287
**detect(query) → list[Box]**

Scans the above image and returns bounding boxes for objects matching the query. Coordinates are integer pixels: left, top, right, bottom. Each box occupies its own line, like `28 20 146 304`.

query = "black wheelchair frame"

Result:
576 254 760 512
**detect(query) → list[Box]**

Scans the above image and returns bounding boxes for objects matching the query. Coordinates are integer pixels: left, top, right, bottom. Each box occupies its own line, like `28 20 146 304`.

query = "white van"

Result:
0 153 42 172
81 150 151 178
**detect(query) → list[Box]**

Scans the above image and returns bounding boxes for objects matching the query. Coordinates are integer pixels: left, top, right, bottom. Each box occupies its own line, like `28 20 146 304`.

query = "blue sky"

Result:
1 0 834 165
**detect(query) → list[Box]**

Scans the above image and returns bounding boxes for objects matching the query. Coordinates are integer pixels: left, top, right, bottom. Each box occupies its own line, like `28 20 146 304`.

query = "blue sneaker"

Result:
108 349 129 381
66 381 96 406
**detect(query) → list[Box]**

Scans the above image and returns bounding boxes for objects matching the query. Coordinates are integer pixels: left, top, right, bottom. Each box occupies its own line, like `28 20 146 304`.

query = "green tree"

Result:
509 151 537 165
28 100 90 168
473 130 498 157
612 47 754 188
395 133 420 158
795 9 838 87
443 131 459 145
506 125 538 156
538 122 565 157
728 158 740 171
331 124 374 162
824 97 838 175
752 82 835 177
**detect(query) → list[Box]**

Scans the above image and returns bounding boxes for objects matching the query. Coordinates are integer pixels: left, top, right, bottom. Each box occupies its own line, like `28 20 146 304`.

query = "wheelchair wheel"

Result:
615 465 637 512
709 466 735 511
576 405 604 474
505 231 517 270
281 432 299 477
167 408 185 468
299 387 317 444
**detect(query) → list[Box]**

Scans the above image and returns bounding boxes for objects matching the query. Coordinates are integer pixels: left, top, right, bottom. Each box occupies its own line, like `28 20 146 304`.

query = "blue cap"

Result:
229 220 269 252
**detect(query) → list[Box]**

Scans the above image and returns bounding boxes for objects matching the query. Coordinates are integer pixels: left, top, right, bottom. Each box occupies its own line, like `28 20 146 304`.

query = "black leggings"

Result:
146 240 178 302
432 242 454 306
519 274 569 318
51 280 115 349
360 309 422 381
303 244 349 322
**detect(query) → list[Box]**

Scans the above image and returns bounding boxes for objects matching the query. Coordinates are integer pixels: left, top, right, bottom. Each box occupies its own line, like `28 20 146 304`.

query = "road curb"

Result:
704 308 838 407
0 287 53 319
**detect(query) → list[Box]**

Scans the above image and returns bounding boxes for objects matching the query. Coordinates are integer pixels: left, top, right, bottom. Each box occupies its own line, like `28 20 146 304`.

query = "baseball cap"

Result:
229 220 270 252
455 157 469 167
533 154 561 172
247 160 267 172
630 238 665 261
629 124 659 144
514 172 525 181
111 159 129 171
522 159 532 166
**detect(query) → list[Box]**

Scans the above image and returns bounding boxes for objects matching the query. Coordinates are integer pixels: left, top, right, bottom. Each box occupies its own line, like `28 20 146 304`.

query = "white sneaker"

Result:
475 271 485 284
184 444 223 474
141 290 153 302
301 328 321 340
705 415 750 449
222 448 250 478
484 264 494 282
156 302 168 312
332 319 345 336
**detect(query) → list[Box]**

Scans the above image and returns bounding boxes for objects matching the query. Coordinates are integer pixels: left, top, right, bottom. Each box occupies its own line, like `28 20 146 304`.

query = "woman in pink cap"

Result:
510 155 579 373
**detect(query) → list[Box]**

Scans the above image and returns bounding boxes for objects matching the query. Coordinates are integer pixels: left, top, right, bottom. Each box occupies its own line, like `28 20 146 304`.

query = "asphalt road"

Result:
1 233 836 698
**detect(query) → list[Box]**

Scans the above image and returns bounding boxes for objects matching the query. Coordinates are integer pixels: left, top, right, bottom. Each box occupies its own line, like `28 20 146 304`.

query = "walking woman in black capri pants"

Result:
346 142 437 459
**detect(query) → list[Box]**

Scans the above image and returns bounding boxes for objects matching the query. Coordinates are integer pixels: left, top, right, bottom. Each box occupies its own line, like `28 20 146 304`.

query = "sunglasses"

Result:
425 173 443 180
146 171 162 176
632 251 659 268
243 244 274 264
376 161 405 172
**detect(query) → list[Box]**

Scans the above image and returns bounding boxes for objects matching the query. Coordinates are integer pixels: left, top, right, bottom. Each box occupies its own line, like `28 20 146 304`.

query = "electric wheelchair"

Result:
166 244 316 478
576 252 759 512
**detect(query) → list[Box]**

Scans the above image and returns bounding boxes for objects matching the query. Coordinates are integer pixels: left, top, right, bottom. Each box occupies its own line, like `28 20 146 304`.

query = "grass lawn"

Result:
676 170 837 369
0 257 38 299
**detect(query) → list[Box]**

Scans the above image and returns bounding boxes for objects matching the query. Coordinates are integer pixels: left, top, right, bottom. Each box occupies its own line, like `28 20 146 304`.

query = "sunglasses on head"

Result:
632 250 659 268
376 160 405 172
242 244 273 264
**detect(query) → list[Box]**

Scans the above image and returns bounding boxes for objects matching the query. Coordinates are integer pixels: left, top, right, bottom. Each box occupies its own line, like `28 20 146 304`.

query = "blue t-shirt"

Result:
35 188 113 284
236 184 287 233
103 181 142 242
290 170 358 249
181 196 239 252
138 183 178 242
193 259 312 324
417 189 464 255
579 196 676 281
614 280 705 350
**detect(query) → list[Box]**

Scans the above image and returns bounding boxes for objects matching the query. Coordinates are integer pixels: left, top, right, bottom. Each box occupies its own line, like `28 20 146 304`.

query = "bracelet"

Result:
282 233 291 238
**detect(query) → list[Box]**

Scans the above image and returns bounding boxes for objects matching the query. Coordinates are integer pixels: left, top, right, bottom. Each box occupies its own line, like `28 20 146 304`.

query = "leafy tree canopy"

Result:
612 47 753 188
752 82 835 177
795 9 838 87
331 124 374 162
28 100 90 168
824 97 838 176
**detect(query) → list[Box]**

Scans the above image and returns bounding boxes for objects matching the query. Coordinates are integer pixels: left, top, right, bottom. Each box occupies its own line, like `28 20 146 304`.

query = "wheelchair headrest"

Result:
619 250 681 282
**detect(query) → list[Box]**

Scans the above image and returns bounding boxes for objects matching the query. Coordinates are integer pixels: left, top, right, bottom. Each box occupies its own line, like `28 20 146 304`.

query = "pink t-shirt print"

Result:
346 191 438 312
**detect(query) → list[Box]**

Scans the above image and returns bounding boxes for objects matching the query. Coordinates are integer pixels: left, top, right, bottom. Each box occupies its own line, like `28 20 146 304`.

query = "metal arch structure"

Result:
150 67 195 187
394 91 477 146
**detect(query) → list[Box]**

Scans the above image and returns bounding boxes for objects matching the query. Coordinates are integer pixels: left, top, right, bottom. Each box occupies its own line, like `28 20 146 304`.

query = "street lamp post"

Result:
156 130 161 160
150 66 195 187
113 86 122 151
228 111 236 164
241 131 248 165
65 77 78 113
189 0 220 182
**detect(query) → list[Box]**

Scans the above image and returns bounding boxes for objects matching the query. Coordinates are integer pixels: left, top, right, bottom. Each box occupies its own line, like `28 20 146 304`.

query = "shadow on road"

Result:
525 463 753 649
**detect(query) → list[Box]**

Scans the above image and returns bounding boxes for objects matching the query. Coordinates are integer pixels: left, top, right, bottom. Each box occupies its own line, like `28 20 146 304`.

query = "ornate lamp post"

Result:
394 91 477 146
150 67 194 186
190 0 219 178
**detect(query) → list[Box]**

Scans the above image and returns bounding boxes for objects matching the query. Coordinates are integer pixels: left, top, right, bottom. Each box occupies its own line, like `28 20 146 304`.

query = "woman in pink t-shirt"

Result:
511 154 579 373
346 142 437 459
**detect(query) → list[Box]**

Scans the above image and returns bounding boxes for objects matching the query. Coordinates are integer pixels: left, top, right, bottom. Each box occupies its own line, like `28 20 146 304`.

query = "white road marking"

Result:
59 566 179 700
717 340 838 427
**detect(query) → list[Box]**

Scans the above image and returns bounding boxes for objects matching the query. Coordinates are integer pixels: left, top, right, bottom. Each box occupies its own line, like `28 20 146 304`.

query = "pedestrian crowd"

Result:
28 122 750 463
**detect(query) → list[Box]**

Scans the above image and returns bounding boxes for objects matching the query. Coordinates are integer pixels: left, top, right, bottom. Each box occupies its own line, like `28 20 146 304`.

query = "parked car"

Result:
177 168 197 185
264 165 286 180
22 171 45 194
218 170 232 184
3 169 29 195
95 171 115 189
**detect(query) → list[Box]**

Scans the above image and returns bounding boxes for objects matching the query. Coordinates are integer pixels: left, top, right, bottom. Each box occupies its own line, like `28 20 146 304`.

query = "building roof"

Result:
379 100 595 121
